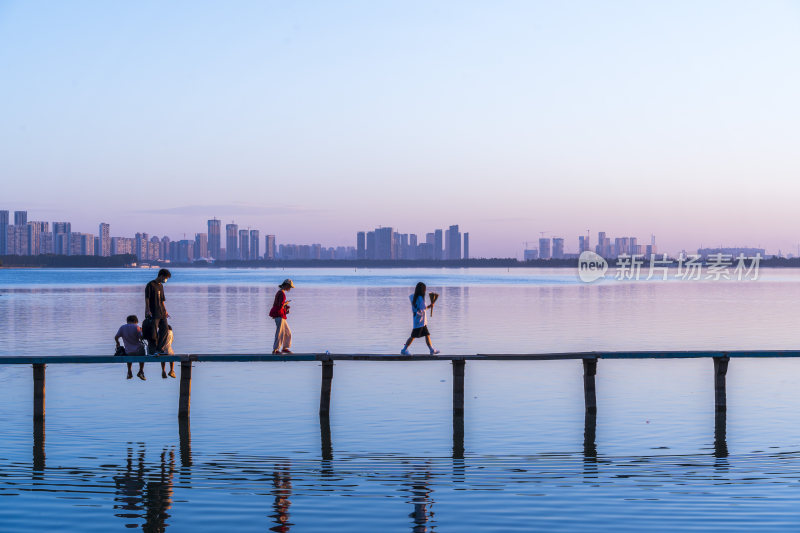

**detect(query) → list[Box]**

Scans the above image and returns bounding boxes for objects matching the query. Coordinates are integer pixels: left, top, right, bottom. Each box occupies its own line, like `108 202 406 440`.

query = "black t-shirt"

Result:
145 279 166 318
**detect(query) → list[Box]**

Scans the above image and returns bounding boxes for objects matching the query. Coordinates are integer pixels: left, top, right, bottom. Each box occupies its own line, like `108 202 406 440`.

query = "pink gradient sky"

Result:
2 1 799 257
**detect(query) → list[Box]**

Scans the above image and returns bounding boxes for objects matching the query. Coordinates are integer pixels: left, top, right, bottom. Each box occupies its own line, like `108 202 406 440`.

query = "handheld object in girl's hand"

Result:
429 292 439 315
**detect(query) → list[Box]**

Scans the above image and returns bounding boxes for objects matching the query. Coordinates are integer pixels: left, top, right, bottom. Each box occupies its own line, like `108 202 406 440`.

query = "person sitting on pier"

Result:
145 269 171 355
160 325 176 379
401 282 440 356
115 315 147 380
269 279 294 354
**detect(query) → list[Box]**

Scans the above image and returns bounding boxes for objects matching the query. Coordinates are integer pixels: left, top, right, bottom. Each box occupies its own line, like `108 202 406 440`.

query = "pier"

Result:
1 350 793 462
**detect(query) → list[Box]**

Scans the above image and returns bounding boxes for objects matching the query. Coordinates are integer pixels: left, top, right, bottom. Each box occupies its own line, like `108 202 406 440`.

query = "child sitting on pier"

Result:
160 325 176 379
114 315 146 380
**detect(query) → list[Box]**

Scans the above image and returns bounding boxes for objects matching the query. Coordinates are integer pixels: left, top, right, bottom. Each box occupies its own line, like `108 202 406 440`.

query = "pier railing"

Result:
4 350 797 461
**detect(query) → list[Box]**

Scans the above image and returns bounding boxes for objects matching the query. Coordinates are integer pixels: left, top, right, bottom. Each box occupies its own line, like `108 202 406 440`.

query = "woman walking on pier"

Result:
270 279 294 354
401 282 440 356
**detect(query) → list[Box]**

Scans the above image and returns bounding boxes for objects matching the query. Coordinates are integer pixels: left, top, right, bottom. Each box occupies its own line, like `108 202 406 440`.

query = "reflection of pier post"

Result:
583 358 597 415
178 361 192 419
452 414 464 460
714 356 729 412
319 414 333 461
178 416 192 468
32 364 46 474
452 360 465 459
583 412 597 459
714 410 728 458
33 415 45 474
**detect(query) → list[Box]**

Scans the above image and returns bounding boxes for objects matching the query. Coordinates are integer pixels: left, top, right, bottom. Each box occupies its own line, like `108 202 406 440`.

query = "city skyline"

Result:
1 206 785 262
2 2 799 257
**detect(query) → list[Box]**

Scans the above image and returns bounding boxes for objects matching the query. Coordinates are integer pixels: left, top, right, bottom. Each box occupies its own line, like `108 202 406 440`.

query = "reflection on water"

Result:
270 464 293 532
6 269 800 531
14 407 741 532
113 445 175 532
16 416 800 532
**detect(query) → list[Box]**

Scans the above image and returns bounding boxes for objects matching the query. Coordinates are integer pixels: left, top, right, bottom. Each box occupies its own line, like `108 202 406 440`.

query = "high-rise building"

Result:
0 210 8 255
135 233 149 261
14 211 27 226
195 233 208 259
578 234 590 254
445 225 461 260
13 224 27 255
463 232 469 260
395 233 408 259
408 234 418 260
630 237 639 255
434 229 443 260
149 236 161 261
40 231 54 254
538 237 551 260
160 236 170 261
238 229 249 260
208 218 221 259
98 223 110 257
249 230 260 260
70 233 95 256
26 222 45 256
375 227 394 260
552 237 564 259
226 223 239 260
356 232 366 260
264 235 276 260
366 231 376 260
111 237 135 255
53 222 71 255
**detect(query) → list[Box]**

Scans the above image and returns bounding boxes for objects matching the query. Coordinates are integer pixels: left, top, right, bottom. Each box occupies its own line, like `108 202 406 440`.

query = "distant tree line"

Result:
0 254 136 268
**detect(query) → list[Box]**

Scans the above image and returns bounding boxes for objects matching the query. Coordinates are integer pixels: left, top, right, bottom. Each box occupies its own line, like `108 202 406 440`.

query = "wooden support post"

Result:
33 364 46 420
583 358 597 415
178 360 192 419
319 360 334 417
452 359 465 417
714 356 729 412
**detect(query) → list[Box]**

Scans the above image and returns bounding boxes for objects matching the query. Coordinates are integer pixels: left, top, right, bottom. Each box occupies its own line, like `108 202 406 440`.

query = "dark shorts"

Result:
410 326 430 338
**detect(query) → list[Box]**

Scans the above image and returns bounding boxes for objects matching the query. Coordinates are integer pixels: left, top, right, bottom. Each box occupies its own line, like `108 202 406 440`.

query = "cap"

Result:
281 279 294 288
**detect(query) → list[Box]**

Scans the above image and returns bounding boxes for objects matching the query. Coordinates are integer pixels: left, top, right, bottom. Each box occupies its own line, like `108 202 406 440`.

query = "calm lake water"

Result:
3 267 800 532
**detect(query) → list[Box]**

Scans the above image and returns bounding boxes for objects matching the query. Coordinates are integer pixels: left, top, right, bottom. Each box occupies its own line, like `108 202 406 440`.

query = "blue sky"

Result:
1 1 799 257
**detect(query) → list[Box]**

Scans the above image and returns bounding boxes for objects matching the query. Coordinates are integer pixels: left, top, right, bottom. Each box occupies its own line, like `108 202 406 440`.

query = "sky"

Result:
1 0 799 258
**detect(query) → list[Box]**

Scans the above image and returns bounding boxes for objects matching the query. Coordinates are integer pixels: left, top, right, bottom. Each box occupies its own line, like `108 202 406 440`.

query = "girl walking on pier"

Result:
270 279 294 354
401 282 440 356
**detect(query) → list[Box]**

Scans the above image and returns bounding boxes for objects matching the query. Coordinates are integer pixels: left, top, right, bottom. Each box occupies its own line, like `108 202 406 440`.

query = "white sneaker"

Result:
401 347 411 356
430 348 440 355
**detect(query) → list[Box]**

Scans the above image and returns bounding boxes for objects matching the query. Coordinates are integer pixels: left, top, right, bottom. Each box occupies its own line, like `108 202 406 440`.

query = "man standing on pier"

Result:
145 269 172 355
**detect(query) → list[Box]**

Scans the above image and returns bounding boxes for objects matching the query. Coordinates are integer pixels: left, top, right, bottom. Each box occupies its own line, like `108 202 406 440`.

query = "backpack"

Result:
141 317 158 349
